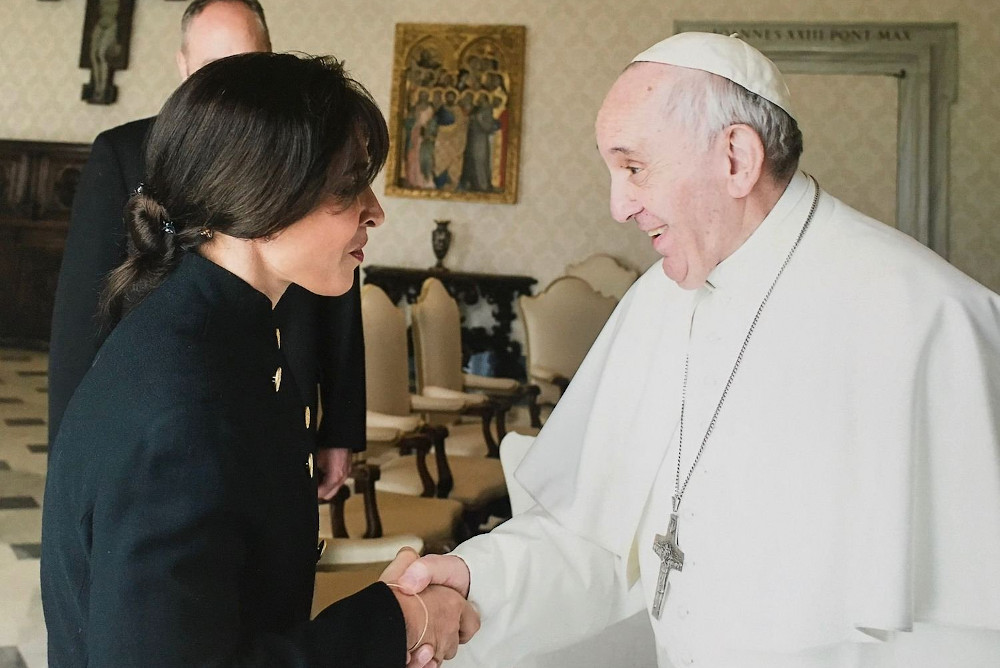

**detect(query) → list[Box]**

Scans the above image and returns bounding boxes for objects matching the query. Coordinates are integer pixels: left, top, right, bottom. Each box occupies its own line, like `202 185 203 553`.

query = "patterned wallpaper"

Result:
1 0 998 293
789 73 898 228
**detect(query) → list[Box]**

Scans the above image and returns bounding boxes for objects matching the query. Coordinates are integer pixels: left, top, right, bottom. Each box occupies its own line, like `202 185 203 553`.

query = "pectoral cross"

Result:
651 506 684 619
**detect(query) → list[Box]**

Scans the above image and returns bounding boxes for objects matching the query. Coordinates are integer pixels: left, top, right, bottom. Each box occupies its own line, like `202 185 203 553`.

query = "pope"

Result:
393 32 1000 668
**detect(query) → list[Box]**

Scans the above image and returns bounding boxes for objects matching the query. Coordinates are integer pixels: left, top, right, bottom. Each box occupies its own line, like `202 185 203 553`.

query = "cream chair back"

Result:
519 276 617 401
360 284 412 417
565 253 638 301
410 277 465 392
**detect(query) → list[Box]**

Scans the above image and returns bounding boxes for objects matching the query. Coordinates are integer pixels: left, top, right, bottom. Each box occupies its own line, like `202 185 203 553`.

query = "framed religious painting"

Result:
385 23 526 204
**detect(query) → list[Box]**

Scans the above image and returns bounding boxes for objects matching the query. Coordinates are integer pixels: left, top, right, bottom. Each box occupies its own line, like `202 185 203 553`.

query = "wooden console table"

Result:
362 265 536 380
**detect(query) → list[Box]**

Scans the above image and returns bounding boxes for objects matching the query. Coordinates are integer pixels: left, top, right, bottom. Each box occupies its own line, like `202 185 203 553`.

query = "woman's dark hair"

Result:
100 52 389 324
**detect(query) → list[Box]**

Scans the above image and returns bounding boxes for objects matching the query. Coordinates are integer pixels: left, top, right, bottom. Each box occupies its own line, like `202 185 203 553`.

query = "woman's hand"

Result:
381 548 480 667
407 584 480 665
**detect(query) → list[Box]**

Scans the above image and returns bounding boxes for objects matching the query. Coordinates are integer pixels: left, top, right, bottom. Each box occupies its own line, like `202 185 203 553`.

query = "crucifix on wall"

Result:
79 0 136 104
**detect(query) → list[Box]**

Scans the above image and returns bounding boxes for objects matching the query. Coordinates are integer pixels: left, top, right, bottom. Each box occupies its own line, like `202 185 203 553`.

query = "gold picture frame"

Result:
385 23 526 204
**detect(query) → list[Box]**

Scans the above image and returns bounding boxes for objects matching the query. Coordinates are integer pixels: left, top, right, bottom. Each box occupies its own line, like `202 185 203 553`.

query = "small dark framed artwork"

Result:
79 0 136 104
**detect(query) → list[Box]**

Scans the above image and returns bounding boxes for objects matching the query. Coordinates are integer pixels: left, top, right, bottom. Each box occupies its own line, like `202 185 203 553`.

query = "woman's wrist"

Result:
386 583 428 651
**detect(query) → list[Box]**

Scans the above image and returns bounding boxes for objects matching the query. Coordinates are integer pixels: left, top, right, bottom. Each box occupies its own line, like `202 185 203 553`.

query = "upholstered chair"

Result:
565 253 638 301
410 278 541 453
518 276 618 407
319 461 464 558
361 284 511 533
311 460 464 617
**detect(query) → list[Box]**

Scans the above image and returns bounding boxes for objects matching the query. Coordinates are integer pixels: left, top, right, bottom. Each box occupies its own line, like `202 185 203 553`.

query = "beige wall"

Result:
1 0 997 292
789 73 899 228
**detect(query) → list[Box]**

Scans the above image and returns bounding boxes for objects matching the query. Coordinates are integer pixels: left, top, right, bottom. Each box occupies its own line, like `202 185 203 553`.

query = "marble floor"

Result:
0 349 49 668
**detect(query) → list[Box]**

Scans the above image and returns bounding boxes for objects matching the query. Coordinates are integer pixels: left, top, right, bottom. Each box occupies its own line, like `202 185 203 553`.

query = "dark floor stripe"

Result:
26 444 48 454
0 461 10 471
3 418 45 427
0 496 40 510
35 387 48 393
16 370 47 377
0 397 25 404
0 353 32 362
10 543 42 560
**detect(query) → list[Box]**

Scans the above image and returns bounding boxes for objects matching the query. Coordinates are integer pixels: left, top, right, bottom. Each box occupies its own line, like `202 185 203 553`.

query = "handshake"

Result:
380 548 480 668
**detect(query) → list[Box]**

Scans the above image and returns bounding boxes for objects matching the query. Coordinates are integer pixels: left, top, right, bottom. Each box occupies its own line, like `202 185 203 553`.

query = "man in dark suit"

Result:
48 0 364 498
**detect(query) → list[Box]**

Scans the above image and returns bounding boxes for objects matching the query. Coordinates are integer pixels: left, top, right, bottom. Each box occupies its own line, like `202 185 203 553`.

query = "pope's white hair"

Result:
659 66 803 182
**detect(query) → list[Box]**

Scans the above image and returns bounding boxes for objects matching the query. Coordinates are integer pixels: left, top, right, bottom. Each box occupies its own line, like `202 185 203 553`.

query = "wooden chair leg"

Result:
399 433 437 497
462 508 489 537
328 485 351 539
351 463 383 539
422 425 454 499
493 397 510 445
472 402 500 458
524 384 542 428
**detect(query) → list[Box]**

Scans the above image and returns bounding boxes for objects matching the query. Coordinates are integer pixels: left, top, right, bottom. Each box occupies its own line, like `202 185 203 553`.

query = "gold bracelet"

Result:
385 582 429 652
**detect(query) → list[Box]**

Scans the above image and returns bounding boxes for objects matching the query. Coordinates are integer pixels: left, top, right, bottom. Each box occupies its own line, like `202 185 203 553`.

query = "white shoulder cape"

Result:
516 172 1000 645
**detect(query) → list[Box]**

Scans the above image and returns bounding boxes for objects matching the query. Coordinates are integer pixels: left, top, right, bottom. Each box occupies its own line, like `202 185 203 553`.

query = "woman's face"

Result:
258 186 385 297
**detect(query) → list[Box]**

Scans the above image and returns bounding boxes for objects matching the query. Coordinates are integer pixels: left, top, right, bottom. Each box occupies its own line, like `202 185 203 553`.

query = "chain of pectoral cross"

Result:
650 178 821 620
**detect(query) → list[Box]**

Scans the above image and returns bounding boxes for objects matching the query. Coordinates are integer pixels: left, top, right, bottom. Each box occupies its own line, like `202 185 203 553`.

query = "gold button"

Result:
305 406 311 429
307 452 314 478
272 367 282 392
275 328 281 349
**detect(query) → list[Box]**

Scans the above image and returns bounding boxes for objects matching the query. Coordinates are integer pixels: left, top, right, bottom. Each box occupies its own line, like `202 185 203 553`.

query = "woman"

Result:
41 53 473 667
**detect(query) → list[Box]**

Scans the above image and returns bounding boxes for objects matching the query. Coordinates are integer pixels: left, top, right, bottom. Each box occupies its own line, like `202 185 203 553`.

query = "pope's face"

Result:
596 63 737 289
258 187 385 298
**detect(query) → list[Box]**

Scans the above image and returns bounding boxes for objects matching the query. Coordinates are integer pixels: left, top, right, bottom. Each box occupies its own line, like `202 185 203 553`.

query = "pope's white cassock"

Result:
450 171 1000 668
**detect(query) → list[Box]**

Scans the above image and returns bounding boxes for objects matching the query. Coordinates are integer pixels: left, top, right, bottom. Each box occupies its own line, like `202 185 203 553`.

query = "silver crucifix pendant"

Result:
651 507 684 619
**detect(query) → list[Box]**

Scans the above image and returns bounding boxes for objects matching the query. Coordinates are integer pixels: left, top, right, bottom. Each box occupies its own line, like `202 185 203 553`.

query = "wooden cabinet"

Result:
0 140 90 348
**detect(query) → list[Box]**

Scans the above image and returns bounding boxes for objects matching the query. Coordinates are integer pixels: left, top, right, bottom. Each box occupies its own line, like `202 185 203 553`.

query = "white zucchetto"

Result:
631 32 796 120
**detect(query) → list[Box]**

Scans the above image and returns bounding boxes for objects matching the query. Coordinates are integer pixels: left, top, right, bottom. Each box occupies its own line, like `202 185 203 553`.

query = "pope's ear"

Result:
724 124 765 199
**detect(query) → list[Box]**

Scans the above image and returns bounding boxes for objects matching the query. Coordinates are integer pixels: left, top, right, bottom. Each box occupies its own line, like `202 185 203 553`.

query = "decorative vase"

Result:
431 219 452 269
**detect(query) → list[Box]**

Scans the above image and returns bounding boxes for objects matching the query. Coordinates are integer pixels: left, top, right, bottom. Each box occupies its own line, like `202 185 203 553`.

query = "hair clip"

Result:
162 220 176 235
199 227 214 239
134 182 146 196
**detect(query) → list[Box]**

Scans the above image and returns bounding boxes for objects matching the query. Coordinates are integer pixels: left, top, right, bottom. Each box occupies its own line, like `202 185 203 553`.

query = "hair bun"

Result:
126 191 176 255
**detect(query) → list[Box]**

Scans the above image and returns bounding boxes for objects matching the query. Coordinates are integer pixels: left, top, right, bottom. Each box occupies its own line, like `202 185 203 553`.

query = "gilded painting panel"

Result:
385 23 526 204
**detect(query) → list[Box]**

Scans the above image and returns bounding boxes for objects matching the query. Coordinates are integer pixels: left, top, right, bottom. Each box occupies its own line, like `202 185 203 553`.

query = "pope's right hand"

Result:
397 554 472 599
